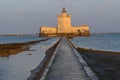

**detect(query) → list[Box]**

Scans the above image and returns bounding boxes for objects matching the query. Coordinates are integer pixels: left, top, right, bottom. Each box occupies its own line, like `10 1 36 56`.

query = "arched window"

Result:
77 29 81 35
78 29 80 32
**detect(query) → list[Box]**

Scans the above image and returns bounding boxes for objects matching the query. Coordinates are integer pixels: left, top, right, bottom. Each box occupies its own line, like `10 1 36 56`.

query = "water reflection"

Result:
0 38 59 80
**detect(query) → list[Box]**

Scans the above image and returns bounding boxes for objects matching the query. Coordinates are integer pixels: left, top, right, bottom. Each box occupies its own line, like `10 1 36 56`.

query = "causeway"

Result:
41 37 99 80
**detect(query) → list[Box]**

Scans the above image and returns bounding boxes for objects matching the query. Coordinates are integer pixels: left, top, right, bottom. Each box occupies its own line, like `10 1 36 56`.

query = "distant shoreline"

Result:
91 32 120 34
0 34 39 36
0 32 120 36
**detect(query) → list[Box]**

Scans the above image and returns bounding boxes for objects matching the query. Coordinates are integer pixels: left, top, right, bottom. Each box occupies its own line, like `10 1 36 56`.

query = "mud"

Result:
0 38 50 57
77 47 120 80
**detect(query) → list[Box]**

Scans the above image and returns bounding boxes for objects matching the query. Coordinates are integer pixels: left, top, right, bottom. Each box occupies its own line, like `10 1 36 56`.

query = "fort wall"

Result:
39 8 90 37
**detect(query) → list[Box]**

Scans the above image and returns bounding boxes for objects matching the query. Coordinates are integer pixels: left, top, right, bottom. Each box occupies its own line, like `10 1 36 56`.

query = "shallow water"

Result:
71 33 120 52
0 38 59 80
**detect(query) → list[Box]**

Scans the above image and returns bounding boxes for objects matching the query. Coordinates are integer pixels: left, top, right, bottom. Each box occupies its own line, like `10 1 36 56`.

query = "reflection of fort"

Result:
39 8 90 37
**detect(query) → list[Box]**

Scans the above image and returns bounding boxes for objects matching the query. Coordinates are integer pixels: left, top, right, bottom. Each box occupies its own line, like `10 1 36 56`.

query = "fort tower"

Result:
40 8 90 37
57 8 71 33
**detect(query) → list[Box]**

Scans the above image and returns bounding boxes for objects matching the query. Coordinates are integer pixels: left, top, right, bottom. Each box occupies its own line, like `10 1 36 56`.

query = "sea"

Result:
0 35 46 44
0 33 120 80
0 37 59 80
0 34 120 52
71 33 120 52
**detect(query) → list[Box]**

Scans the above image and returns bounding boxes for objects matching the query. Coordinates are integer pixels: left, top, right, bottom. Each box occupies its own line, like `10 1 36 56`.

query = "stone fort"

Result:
39 8 90 37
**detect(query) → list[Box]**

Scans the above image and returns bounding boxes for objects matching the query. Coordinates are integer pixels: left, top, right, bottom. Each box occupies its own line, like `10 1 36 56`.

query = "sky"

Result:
0 0 120 34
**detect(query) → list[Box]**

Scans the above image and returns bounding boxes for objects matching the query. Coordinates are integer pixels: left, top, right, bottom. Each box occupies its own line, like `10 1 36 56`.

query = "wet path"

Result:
45 38 90 80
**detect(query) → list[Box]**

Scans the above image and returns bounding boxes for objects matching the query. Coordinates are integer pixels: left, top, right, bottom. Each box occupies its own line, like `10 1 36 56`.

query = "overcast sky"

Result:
0 0 120 34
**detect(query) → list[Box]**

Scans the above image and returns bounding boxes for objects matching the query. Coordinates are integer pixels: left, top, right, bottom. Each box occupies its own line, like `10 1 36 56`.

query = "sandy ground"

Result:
0 39 49 57
77 47 120 80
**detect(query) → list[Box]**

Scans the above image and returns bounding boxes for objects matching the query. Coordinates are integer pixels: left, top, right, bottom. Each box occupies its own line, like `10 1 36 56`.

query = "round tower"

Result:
57 8 71 33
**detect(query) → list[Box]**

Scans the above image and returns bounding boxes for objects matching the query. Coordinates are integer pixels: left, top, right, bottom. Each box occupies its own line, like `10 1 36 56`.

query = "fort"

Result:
39 8 90 37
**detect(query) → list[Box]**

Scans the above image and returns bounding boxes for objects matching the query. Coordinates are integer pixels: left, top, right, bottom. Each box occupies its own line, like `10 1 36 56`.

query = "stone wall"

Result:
39 8 90 37
40 27 57 34
57 12 71 33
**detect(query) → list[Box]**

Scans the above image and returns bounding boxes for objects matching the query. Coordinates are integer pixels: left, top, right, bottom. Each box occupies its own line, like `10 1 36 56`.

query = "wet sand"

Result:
0 39 49 57
77 47 120 80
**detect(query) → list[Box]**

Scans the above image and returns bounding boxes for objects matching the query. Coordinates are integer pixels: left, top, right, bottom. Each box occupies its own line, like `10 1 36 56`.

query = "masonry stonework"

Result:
40 8 90 37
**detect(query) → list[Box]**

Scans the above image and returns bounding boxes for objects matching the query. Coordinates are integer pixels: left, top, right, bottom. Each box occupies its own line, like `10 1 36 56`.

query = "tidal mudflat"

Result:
77 48 120 80
0 38 59 80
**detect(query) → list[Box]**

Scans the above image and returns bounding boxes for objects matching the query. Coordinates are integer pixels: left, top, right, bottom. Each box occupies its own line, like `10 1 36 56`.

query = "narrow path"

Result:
45 38 90 80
